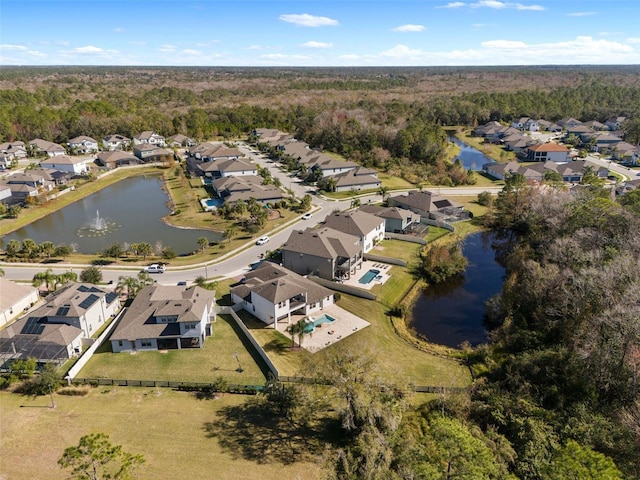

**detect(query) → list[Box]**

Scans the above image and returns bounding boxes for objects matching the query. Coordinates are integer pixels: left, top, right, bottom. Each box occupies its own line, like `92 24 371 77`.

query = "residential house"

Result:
557 118 583 129
211 175 284 205
133 144 171 160
109 285 216 352
566 125 595 138
40 155 91 174
323 210 385 252
583 120 608 131
281 227 363 281
359 204 420 233
332 166 381 192
511 117 539 132
0 184 11 204
133 131 165 147
230 262 334 330
0 141 28 163
472 121 503 137
616 178 640 195
611 142 640 164
592 133 623 153
605 116 627 131
96 151 140 169
198 157 256 178
389 190 465 221
102 134 131 151
28 138 66 157
0 283 120 364
536 119 562 132
67 135 99 154
525 143 570 163
0 278 40 329
188 143 242 162
166 134 196 148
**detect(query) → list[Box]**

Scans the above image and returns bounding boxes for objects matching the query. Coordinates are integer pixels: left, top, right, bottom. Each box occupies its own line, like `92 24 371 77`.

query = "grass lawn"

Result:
0 388 325 480
79 315 267 385
379 173 415 190
454 131 517 163
469 171 504 187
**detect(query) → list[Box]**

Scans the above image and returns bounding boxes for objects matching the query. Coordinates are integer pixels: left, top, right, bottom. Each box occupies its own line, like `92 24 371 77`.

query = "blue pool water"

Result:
304 314 336 333
358 269 380 284
204 198 223 208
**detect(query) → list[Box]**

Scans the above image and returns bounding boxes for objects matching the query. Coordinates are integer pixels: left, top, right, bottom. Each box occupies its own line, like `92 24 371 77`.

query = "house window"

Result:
118 340 123 347
141 340 152 347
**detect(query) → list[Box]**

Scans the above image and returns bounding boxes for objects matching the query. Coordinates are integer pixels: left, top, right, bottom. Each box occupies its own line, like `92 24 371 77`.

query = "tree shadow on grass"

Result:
203 397 339 464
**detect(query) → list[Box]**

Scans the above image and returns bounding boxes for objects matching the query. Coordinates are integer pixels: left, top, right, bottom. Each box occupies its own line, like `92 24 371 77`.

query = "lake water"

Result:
449 136 494 171
410 231 506 348
2 175 223 254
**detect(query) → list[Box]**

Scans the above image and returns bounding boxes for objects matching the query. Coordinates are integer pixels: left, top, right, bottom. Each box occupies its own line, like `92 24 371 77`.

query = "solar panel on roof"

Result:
105 292 118 304
56 306 70 316
77 285 89 292
78 294 99 310
21 317 45 335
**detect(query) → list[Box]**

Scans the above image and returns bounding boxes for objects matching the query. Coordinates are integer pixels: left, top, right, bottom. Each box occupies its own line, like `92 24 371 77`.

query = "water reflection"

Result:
2 175 223 254
410 231 506 348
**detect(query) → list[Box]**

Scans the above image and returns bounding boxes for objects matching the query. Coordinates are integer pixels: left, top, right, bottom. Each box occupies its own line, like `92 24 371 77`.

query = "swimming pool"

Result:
304 313 336 333
358 269 380 284
204 198 223 208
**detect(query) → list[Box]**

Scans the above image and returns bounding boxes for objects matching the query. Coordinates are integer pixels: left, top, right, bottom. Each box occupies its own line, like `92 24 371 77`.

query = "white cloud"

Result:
439 2 466 8
393 24 425 32
279 13 339 27
73 45 104 54
113 28 124 33
301 41 333 48
470 1 544 10
195 40 219 47
481 40 527 48
598 32 622 37
0 44 28 51
568 11 597 17
181 49 202 56
379 44 427 59
626 37 640 44
260 53 310 60
159 45 177 52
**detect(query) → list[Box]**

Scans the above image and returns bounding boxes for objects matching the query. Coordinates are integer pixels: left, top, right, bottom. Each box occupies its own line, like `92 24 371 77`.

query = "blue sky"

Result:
1 0 639 66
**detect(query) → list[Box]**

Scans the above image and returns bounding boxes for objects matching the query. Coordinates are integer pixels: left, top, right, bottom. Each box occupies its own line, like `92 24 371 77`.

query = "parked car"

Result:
301 213 312 220
144 264 166 274
177 281 187 286
256 236 270 246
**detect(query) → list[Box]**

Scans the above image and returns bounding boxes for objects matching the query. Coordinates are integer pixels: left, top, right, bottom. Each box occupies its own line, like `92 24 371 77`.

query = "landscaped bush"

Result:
57 386 91 396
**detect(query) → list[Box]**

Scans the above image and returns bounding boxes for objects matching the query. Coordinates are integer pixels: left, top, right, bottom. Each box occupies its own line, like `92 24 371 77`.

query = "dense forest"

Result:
2 66 640 478
1 66 639 184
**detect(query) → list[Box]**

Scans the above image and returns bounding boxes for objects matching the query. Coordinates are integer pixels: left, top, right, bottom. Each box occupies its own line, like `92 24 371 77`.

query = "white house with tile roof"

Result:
230 262 334 329
40 155 91 174
0 278 40 328
68 135 99 154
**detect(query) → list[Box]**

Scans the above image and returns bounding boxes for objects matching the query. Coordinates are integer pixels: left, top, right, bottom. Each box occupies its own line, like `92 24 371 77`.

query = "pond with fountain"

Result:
2 175 223 255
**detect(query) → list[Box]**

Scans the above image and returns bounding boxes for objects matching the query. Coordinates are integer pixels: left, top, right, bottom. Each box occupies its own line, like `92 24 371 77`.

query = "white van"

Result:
144 264 166 274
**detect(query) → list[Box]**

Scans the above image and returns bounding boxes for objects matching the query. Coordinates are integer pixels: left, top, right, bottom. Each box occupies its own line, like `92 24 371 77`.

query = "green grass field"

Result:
0 388 325 480
79 315 268 385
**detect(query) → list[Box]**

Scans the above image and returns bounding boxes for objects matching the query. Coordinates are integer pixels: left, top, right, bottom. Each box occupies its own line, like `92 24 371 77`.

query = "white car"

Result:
301 213 312 220
144 264 166 274
256 236 270 246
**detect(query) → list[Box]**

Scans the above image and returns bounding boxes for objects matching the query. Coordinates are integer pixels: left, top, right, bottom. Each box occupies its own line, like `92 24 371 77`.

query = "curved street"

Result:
1 142 502 284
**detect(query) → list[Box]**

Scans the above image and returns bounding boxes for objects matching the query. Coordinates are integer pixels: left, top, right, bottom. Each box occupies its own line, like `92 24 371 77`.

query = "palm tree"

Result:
286 319 308 348
116 275 140 298
197 237 209 254
32 269 55 292
378 186 390 203
350 198 361 209
137 242 152 261
39 241 55 259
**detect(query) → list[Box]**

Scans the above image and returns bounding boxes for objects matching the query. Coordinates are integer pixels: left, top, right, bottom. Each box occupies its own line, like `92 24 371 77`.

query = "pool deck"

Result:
340 260 392 291
299 304 370 353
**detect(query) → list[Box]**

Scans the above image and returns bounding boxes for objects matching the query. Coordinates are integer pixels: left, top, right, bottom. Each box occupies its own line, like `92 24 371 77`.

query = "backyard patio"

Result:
340 259 392 291
295 304 370 353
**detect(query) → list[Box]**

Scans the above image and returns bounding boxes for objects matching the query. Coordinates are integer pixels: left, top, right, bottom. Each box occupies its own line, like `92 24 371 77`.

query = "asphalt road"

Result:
1 143 502 284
